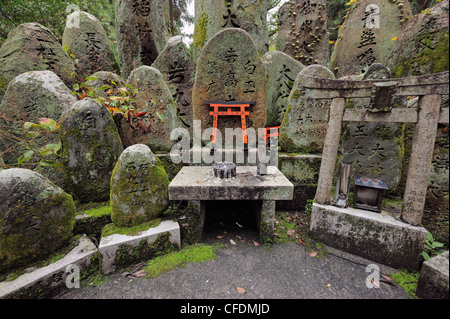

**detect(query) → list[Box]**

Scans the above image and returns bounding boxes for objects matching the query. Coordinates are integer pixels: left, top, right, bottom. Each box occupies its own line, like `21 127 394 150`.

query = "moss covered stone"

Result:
110 144 170 227
59 98 124 203
0 168 76 274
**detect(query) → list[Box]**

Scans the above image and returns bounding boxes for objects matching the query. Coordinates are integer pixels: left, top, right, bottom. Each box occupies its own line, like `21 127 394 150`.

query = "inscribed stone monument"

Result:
329 0 412 77
279 64 335 154
115 0 171 78
125 66 185 152
110 144 170 227
262 51 305 127
62 11 118 78
152 36 196 129
193 28 267 136
0 23 76 101
59 99 124 203
193 0 268 60
0 168 75 273
277 0 330 66
0 71 76 188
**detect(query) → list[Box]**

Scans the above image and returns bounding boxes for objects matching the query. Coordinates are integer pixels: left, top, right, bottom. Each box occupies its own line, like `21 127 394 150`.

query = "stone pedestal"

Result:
310 202 427 270
168 166 293 244
416 251 449 299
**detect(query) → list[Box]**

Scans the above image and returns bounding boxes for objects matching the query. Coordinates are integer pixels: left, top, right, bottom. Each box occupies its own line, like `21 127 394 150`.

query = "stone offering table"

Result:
169 166 293 244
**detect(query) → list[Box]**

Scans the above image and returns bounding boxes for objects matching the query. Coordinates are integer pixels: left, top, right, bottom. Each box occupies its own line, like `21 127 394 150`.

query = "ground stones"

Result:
115 0 171 78
110 144 170 227
329 0 413 77
59 99 124 203
279 64 335 154
152 36 196 130
0 168 76 273
0 23 76 94
62 11 118 78
193 28 267 136
262 51 305 127
277 0 330 67
193 0 268 60
125 66 185 152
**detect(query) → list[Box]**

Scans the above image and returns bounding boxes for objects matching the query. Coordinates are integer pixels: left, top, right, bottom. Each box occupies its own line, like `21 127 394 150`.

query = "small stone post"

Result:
315 98 345 204
401 94 441 226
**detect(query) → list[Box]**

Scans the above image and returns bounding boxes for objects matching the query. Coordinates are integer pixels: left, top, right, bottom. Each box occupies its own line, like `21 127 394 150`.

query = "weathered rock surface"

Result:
63 11 118 78
0 168 76 273
152 36 196 129
110 144 170 227
115 0 170 78
279 64 335 154
59 98 124 202
262 51 305 127
329 0 412 77
0 23 76 101
276 0 330 66
193 0 268 60
193 28 267 136
125 66 185 152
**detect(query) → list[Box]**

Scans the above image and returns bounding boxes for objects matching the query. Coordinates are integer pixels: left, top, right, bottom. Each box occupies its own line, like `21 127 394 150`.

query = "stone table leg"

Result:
258 200 276 244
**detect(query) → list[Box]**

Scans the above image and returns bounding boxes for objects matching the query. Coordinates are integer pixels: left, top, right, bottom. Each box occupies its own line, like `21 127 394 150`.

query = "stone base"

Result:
310 203 427 270
0 235 98 299
99 220 181 274
416 251 449 299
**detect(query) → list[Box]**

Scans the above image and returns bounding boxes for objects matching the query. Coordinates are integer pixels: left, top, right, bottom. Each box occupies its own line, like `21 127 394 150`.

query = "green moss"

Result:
392 269 419 299
101 218 162 238
143 244 218 278
392 30 449 78
193 11 208 50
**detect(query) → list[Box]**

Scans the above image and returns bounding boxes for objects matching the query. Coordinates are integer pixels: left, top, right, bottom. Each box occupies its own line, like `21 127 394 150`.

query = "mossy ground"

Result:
143 244 219 278
391 269 420 299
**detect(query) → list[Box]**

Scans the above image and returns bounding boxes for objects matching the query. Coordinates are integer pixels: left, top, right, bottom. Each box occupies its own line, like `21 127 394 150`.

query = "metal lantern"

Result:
353 177 388 213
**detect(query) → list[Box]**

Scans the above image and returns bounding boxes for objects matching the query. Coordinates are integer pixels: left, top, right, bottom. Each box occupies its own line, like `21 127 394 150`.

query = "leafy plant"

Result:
422 230 445 261
18 118 63 171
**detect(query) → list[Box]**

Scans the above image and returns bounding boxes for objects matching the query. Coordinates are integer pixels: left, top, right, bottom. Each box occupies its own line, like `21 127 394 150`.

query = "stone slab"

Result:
169 166 293 201
99 220 181 274
0 235 98 299
310 202 427 270
416 251 449 299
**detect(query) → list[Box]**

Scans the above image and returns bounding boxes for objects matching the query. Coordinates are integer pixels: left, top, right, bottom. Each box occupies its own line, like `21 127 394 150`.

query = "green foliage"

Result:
423 230 445 261
18 117 63 171
392 269 420 299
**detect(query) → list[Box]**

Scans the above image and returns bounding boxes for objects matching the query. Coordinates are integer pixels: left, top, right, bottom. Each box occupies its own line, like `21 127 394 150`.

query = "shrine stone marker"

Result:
125 66 185 152
388 0 449 78
193 28 267 137
329 0 412 77
0 71 76 188
110 144 170 227
59 99 124 203
277 0 330 66
63 11 118 78
279 64 335 154
0 168 75 273
262 51 305 127
193 0 268 60
0 23 76 101
115 0 170 78
152 36 196 129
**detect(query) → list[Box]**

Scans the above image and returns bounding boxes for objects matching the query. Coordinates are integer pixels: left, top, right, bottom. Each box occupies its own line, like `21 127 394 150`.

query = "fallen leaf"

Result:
371 278 380 289
274 232 280 238
308 251 318 257
287 229 295 237
253 241 259 246
299 238 306 245
326 283 331 287
196 181 200 184
133 270 147 278
181 223 189 228
230 239 237 245
237 287 246 294
217 235 225 239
